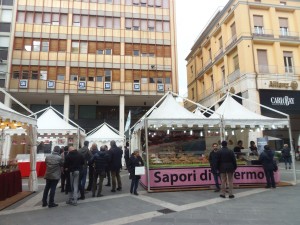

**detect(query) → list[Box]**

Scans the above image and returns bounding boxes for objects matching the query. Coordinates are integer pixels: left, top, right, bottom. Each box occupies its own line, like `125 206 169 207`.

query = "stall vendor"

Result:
233 140 244 159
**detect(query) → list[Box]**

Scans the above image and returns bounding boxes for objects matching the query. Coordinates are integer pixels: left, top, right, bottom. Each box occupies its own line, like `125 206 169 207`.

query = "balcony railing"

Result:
227 69 240 83
252 28 274 38
203 59 212 70
256 64 300 75
278 30 299 40
214 48 223 61
225 34 237 51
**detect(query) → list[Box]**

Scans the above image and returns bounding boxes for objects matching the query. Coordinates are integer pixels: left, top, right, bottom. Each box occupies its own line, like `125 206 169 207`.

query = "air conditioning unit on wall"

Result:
157 83 164 92
19 79 28 89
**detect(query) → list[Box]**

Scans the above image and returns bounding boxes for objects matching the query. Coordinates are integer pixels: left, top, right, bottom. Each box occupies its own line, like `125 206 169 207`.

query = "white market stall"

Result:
0 88 38 192
208 92 296 184
32 106 86 152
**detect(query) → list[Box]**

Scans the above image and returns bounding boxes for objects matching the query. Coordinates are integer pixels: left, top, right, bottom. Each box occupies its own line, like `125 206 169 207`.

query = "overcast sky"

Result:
175 0 229 96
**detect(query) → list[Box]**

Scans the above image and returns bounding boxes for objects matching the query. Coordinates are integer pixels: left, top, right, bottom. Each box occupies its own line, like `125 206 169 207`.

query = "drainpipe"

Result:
247 0 259 91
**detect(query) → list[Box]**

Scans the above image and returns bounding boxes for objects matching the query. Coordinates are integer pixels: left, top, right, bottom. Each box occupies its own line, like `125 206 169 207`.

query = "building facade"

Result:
185 0 300 146
6 0 178 134
0 0 14 88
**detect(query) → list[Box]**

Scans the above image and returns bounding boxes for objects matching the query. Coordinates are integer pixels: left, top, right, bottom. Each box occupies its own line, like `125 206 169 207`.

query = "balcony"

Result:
225 34 237 51
203 59 212 70
227 69 240 83
214 48 223 61
278 30 299 40
252 28 274 38
256 64 300 76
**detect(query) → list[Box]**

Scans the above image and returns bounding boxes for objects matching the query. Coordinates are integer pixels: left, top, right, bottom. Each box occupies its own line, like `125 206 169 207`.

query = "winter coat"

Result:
108 146 123 171
216 147 237 173
259 149 274 171
64 150 84 172
44 152 63 180
281 147 291 158
78 146 92 168
128 155 144 179
90 150 109 173
208 150 219 174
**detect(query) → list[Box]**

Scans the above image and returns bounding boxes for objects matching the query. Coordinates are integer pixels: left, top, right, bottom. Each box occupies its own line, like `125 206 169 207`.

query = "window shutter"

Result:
50 39 58 51
125 70 133 82
88 41 96 54
58 40 67 51
81 15 89 27
1 9 12 22
156 45 163 57
14 38 23 50
253 15 263 27
60 14 68 26
34 13 42 24
230 22 236 36
106 17 113 28
57 67 65 75
48 67 57 80
162 0 169 8
113 43 120 55
17 11 25 23
141 44 147 53
141 20 147 30
0 36 10 47
98 16 105 27
113 18 120 29
156 21 163 32
26 12 34 23
89 16 97 27
125 18 132 28
257 50 268 65
125 44 132 55
163 21 170 32
112 69 120 81
279 18 288 27
43 13 51 23
164 45 171 57
88 68 95 77
283 51 293 57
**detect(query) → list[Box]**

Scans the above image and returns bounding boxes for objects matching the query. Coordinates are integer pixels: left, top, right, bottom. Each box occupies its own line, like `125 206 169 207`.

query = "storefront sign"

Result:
140 166 280 188
269 81 298 90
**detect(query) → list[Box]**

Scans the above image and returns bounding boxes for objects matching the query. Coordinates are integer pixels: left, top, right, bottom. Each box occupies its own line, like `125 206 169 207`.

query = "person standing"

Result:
124 146 130 170
109 140 123 192
128 149 144 195
249 141 258 156
86 143 99 191
281 144 292 170
259 145 276 188
42 146 63 208
64 146 84 206
104 145 111 186
90 145 110 197
78 141 92 199
216 141 237 199
209 143 220 192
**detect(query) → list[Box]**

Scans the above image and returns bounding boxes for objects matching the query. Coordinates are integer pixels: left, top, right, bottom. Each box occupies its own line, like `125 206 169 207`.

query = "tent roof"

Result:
0 102 36 125
210 94 289 128
86 123 124 141
134 93 219 130
193 107 208 119
37 108 81 135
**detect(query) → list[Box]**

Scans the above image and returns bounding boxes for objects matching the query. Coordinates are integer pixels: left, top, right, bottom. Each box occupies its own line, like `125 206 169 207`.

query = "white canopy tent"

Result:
208 92 296 184
131 91 221 191
86 122 125 148
32 106 86 149
0 88 38 192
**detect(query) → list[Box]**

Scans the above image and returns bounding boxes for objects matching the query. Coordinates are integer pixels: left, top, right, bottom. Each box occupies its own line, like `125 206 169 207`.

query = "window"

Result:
31 71 38 80
157 78 163 84
104 70 111 82
165 77 171 84
33 40 40 52
1 9 12 22
73 15 80 26
149 77 156 83
52 14 59 25
0 37 9 48
253 15 264 34
105 49 112 55
40 71 47 80
88 77 94 81
279 18 288 36
190 65 193 74
96 76 103 82
97 49 104 55
57 75 65 80
219 36 223 49
233 55 239 71
22 70 29 79
41 41 49 52
133 50 139 56
280 1 286 5
79 76 86 81
208 48 212 60
13 71 20 79
211 75 214 91
2 0 14 6
80 42 88 54
43 13 51 25
230 22 236 37
257 50 269 73
283 51 293 73
70 75 78 81
71 42 79 53
0 22 10 32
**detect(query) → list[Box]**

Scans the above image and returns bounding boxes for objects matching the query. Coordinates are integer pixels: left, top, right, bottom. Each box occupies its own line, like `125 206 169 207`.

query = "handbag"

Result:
135 166 145 175
273 160 278 172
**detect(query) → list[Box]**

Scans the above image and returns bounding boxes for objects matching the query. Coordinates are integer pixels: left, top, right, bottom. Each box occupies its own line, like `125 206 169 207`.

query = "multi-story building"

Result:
0 0 14 88
185 0 300 145
6 0 178 134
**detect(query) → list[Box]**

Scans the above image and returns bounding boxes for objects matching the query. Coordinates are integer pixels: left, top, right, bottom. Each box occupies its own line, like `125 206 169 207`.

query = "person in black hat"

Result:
216 140 237 199
259 145 276 188
42 146 63 208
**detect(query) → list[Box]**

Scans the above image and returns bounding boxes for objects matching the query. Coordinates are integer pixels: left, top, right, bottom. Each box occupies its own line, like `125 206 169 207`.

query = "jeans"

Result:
42 179 59 205
80 167 88 190
220 172 234 195
111 169 122 190
130 177 140 194
92 171 105 196
69 171 80 203
212 173 220 190
283 156 292 168
263 168 276 188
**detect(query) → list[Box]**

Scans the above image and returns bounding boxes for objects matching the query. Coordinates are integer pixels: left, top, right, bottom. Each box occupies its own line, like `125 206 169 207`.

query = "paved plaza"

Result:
1 162 300 225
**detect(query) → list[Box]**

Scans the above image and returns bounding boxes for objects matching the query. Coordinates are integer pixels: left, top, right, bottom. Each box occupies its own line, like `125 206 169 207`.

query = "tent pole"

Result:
145 119 150 192
287 115 297 185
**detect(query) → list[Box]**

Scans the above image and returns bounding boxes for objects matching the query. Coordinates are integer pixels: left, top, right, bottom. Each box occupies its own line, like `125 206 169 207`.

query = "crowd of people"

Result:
42 140 144 208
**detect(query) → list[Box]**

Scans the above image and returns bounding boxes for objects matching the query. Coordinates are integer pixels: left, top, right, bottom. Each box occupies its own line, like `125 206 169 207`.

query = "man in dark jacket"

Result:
86 143 99 191
259 145 276 188
209 143 220 192
109 140 123 192
124 146 130 170
90 145 110 197
216 141 237 199
281 144 292 170
42 146 63 208
64 146 84 206
78 141 92 199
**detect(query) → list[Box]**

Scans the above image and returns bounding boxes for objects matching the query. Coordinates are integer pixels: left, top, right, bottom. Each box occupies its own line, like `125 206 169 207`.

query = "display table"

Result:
18 162 46 178
0 170 22 201
140 165 280 190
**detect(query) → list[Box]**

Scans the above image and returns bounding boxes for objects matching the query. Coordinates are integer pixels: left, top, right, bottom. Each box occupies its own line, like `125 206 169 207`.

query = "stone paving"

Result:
0 162 300 225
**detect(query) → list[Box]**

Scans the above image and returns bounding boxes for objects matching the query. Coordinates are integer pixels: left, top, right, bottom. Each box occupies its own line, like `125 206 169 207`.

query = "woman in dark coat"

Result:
259 145 276 188
128 149 144 195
